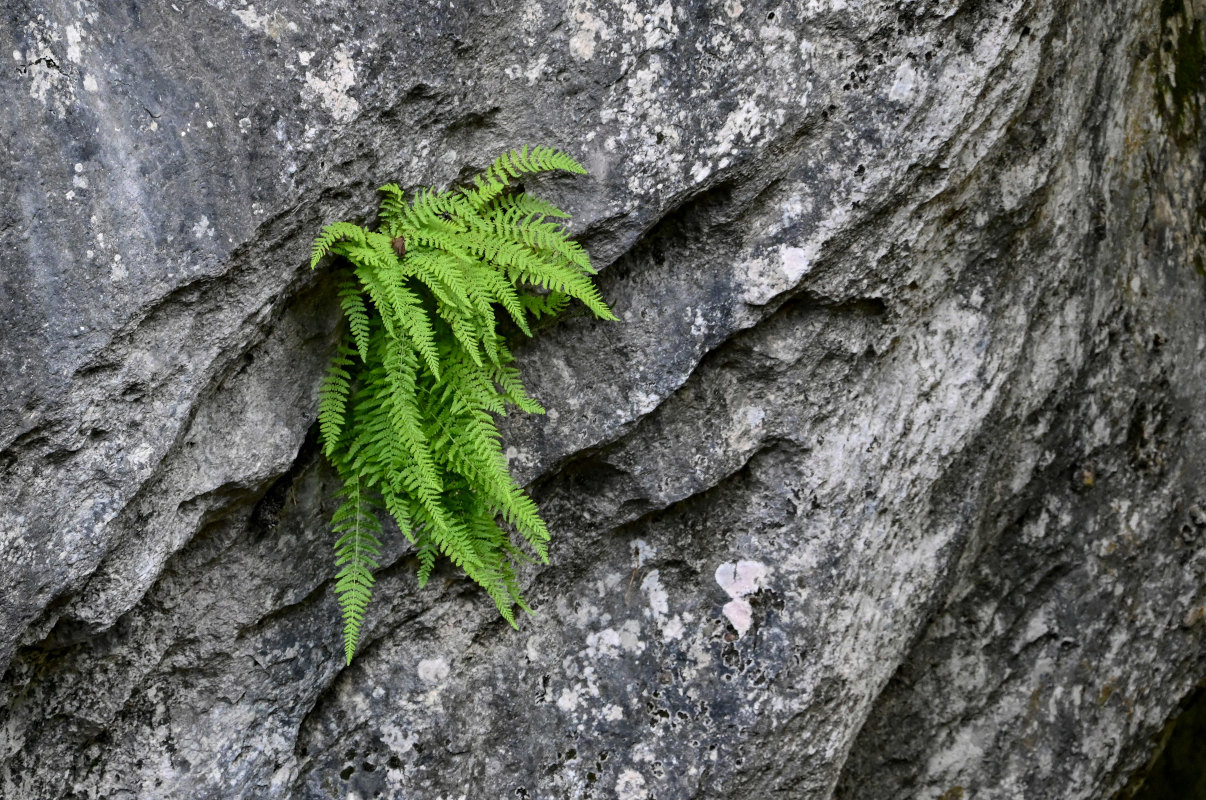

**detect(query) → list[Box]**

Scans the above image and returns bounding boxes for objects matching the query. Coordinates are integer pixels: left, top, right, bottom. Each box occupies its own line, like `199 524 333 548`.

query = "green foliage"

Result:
311 146 615 664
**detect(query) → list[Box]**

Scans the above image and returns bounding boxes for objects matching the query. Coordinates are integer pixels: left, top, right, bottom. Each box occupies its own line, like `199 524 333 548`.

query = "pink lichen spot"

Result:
723 598 754 636
715 560 769 637
715 560 768 598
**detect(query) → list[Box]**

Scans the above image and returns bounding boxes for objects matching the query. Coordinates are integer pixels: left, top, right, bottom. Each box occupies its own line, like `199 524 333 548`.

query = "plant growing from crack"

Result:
310 146 615 663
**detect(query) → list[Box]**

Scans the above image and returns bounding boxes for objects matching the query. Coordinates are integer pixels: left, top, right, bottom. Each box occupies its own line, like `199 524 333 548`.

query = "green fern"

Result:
311 147 615 664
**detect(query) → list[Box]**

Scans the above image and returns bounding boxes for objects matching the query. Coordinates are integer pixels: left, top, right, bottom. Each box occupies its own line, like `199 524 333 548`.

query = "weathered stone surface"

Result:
1 0 1203 798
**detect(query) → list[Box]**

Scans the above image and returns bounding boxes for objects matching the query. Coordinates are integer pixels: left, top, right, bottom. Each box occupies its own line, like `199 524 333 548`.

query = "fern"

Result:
311 147 615 664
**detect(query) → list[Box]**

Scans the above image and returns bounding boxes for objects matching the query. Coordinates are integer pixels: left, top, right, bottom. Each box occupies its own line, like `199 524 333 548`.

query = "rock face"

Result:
1 0 1204 798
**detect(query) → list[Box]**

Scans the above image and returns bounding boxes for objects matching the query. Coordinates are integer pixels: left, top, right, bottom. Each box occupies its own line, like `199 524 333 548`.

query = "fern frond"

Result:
416 532 438 586
405 250 472 313
312 221 368 268
494 192 571 219
377 183 408 234
310 147 613 663
492 212 594 274
318 342 355 457
333 475 383 664
511 260 618 321
520 290 571 321
461 146 587 211
337 278 373 362
495 144 587 177
492 360 545 415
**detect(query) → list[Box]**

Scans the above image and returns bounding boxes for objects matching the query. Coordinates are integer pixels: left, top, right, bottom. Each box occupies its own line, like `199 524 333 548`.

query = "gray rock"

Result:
1 0 1203 798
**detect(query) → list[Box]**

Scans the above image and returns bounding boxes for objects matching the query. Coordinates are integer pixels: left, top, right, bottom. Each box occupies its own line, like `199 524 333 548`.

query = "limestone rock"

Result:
1 1 1203 798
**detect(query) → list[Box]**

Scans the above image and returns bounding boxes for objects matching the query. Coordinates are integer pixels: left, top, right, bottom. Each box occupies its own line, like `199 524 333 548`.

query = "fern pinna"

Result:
311 146 616 664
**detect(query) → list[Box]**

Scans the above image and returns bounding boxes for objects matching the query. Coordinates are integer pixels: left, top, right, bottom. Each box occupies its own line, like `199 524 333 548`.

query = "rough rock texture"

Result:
1 0 1204 798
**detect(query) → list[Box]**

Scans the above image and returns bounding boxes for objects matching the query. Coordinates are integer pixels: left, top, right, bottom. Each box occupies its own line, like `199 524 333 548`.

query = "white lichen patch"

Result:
738 241 820 305
417 657 449 684
618 619 643 652
555 595 605 629
303 45 360 124
568 0 611 60
641 0 677 50
232 5 296 39
525 635 543 664
597 571 624 596
661 614 685 641
64 24 84 62
633 539 656 566
641 569 669 617
616 769 649 800
779 193 812 230
22 22 76 118
379 724 419 756
585 627 623 659
505 53 550 85
556 686 582 712
630 388 661 415
504 445 536 468
640 569 688 642
803 0 850 12
779 246 812 283
556 663 603 717
584 620 644 659
888 59 920 102
711 97 765 157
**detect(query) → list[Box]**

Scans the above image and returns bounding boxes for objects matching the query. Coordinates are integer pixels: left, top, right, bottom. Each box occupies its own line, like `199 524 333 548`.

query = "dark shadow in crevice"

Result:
1117 681 1206 800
